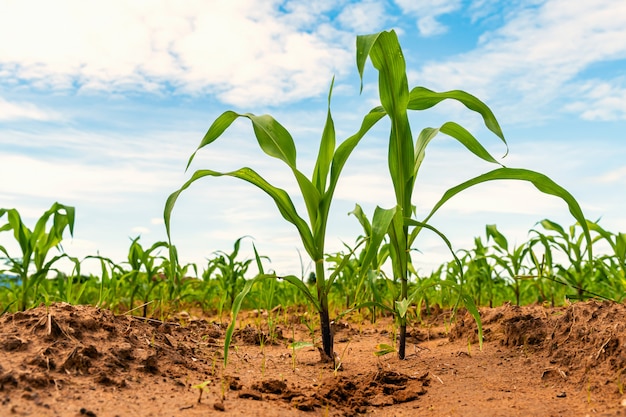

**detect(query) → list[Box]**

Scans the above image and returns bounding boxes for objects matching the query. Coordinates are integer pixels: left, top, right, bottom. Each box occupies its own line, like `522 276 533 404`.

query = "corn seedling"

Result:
355 30 592 359
374 343 396 357
0 202 75 311
192 380 211 404
289 340 314 372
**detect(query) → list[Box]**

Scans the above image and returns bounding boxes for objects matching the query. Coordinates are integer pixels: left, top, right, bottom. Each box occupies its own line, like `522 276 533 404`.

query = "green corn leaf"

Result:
486 224 509 251
361 206 396 272
367 31 413 208
537 219 567 237
188 111 297 170
616 233 626 261
374 343 396 357
293 168 321 232
405 219 463 280
422 167 593 263
459 291 484 350
414 127 440 177
348 204 372 237
395 298 411 319
408 87 506 148
164 167 316 259
440 122 503 166
414 122 503 179
326 239 366 289
312 78 336 192
248 113 297 167
278 274 321 312
224 275 266 367
329 107 386 185
188 111 239 168
356 33 383 93
288 341 315 351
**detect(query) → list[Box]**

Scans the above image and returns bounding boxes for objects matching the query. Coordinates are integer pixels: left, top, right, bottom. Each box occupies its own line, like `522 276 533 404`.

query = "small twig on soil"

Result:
430 372 444 384
595 335 613 360
122 301 154 316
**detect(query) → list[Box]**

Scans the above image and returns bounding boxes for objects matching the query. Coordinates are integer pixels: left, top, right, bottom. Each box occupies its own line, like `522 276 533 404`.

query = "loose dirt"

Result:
1 301 625 416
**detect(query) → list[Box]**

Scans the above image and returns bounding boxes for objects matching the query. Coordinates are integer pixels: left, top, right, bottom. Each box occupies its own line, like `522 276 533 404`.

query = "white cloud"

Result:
594 166 626 184
411 0 626 123
0 154 178 203
0 0 354 107
337 0 389 33
0 97 59 121
394 0 462 36
565 79 626 121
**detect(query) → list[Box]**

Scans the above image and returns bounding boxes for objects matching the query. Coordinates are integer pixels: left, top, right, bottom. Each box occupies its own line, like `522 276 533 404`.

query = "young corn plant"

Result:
529 219 596 300
586 221 626 300
165 79 386 362
484 224 534 306
121 237 169 317
356 30 592 359
0 203 75 311
203 236 253 317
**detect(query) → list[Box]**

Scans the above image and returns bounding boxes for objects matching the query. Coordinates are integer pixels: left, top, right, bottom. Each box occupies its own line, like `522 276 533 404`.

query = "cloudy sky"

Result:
1 0 625 277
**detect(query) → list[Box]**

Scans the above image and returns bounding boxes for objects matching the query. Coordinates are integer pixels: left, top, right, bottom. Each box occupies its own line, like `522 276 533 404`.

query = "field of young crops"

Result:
1 30 625 415
1 204 624 343
1 30 624 358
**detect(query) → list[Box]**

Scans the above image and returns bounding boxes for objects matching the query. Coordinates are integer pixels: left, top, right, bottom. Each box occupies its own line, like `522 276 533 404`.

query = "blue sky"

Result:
1 0 625 277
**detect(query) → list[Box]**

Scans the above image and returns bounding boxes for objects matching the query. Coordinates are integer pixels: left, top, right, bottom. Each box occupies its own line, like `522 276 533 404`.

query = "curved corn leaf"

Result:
278 274 320 311
405 219 463 278
188 111 297 170
356 33 383 93
440 122 504 166
408 87 506 148
421 167 592 262
164 168 316 258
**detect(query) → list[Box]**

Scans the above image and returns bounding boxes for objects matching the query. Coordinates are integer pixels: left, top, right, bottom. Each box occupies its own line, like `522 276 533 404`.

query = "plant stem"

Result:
315 261 334 362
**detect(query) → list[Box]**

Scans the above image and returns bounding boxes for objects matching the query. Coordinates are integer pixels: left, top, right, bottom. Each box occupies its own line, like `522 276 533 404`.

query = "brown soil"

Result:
1 301 626 416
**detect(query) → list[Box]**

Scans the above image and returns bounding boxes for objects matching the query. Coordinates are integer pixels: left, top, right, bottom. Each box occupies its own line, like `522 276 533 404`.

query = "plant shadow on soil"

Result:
1 301 626 416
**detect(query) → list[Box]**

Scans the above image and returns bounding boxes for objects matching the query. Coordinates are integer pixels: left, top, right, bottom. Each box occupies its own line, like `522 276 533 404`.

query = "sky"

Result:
1 0 625 278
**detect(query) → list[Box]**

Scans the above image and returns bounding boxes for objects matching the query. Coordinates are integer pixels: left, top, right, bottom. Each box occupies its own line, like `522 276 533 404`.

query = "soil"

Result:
1 301 626 417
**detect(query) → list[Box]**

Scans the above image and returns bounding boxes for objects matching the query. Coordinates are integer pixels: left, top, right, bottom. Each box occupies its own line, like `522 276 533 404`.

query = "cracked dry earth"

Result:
1 301 626 416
